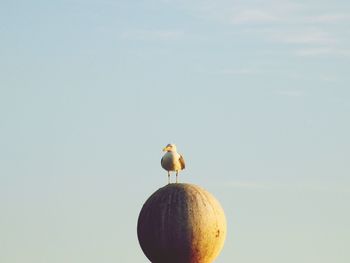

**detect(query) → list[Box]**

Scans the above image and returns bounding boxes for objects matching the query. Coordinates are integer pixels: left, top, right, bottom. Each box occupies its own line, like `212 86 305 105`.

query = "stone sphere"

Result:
137 183 227 263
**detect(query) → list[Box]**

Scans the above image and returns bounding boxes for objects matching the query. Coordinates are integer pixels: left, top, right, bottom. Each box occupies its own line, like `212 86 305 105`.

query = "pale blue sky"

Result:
1 0 349 262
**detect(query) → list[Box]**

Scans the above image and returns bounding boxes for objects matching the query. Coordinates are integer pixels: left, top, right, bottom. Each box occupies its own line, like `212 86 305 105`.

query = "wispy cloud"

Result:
218 68 255 75
277 31 338 45
231 10 279 24
295 47 350 57
219 180 350 193
120 29 184 41
275 90 305 97
320 75 339 82
166 1 349 59
247 21 346 57
303 14 349 23
222 181 270 190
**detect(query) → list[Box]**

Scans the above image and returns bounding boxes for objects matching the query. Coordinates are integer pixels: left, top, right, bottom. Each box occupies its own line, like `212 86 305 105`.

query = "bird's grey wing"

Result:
179 155 185 170
161 157 167 170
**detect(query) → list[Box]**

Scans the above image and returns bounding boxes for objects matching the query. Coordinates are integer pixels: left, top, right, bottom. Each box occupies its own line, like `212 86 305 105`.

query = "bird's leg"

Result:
176 171 178 183
168 171 170 184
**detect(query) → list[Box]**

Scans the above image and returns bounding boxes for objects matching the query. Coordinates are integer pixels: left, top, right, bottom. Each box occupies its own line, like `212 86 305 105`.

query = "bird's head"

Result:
163 143 177 152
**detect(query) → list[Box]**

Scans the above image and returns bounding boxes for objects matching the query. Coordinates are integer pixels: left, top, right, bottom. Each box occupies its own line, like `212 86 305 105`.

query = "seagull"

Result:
161 144 186 184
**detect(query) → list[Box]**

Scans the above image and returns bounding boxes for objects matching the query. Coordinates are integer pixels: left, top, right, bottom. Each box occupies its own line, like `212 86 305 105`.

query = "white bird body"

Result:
161 144 185 184
161 151 183 172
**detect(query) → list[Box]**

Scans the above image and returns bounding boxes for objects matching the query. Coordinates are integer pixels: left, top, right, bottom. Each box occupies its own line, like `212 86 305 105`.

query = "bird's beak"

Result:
162 147 167 152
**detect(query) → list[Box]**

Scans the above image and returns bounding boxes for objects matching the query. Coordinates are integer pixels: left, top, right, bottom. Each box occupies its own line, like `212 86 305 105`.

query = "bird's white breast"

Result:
161 152 182 171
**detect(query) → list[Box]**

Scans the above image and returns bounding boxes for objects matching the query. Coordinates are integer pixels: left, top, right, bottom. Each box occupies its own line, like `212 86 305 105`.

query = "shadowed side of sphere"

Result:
137 183 227 263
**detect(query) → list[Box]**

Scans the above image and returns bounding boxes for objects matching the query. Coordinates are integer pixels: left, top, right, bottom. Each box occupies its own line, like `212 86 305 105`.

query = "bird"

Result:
161 143 185 184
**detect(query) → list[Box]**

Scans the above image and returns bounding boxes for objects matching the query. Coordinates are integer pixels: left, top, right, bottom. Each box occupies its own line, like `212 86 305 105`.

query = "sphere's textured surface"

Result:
137 183 227 263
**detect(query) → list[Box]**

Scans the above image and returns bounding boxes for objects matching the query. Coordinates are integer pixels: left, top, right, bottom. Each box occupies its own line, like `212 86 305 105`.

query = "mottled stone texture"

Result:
137 183 226 263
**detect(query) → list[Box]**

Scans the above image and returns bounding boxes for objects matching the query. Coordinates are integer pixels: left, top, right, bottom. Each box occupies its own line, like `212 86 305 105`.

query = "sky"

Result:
0 0 349 262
